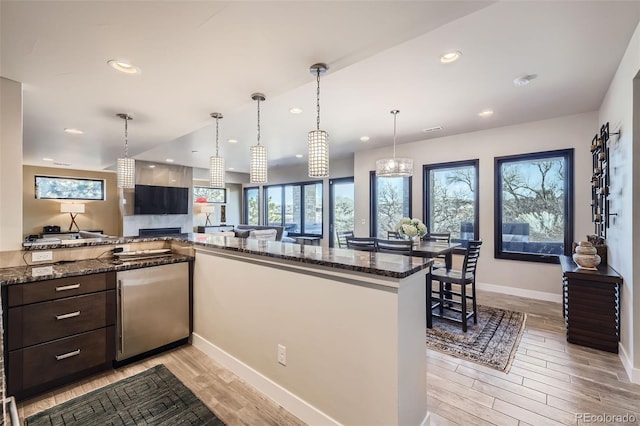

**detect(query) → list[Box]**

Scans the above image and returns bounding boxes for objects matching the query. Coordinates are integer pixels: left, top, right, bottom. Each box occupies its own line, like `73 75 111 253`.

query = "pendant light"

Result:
209 112 225 188
249 93 267 184
116 113 135 188
308 63 329 177
375 110 413 177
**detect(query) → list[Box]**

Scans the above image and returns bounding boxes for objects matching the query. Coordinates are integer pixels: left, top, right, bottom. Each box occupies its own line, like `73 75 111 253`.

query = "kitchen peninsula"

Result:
192 234 431 426
1 234 431 425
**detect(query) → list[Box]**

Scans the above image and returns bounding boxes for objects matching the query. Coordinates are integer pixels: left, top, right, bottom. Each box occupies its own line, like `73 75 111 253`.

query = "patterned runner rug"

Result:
26 364 225 425
426 305 526 372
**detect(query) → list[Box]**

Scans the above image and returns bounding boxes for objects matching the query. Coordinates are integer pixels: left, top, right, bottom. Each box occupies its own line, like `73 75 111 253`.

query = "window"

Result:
495 149 573 263
370 171 411 238
264 181 323 236
35 175 105 200
423 160 479 248
193 186 226 203
244 187 259 225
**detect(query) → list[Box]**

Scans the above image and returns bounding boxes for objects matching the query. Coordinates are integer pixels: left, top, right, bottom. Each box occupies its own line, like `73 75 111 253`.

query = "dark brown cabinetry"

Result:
559 256 622 353
5 272 116 399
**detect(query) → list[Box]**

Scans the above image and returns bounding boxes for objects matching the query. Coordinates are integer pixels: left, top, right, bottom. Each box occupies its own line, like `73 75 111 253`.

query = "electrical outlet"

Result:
32 251 53 262
277 344 287 366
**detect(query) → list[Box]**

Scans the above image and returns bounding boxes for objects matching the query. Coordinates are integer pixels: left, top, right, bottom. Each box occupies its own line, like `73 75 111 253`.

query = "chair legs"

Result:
428 280 477 332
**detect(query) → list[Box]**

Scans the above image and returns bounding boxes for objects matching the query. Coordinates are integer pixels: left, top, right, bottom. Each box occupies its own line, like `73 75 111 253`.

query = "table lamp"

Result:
60 203 85 231
201 205 215 226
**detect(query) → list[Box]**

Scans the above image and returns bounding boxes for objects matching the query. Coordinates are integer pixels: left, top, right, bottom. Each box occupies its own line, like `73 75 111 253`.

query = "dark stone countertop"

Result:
190 234 431 279
22 233 190 250
0 254 192 286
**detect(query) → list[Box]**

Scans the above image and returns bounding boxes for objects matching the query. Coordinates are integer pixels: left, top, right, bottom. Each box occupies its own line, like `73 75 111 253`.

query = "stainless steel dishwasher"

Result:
116 262 189 361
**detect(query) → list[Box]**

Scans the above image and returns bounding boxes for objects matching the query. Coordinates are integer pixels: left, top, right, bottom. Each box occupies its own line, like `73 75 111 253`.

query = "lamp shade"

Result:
60 203 85 213
308 129 329 177
200 205 215 213
250 144 267 184
117 157 135 188
375 158 414 177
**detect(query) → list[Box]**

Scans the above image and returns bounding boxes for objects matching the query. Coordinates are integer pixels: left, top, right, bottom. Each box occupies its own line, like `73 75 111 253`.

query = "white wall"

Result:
0 77 23 251
598 21 640 380
355 112 597 297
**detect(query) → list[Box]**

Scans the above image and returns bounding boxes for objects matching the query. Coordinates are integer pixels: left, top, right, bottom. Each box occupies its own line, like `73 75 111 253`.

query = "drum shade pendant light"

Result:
308 63 329 177
209 112 225 188
249 93 267 184
375 110 413 177
116 113 135 188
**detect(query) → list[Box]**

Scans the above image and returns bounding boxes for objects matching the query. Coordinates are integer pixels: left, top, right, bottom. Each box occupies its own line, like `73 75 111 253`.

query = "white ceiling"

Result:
2 1 640 175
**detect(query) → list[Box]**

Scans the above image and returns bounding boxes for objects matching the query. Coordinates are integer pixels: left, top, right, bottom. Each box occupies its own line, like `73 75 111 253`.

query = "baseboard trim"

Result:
477 281 562 303
422 411 431 426
191 333 342 426
618 342 640 384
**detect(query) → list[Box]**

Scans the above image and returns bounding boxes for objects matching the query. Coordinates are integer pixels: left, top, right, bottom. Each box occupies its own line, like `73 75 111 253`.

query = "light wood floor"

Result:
18 290 640 425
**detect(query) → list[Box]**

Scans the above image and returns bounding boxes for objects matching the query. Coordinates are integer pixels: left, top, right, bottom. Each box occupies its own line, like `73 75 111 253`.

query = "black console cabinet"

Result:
559 255 622 353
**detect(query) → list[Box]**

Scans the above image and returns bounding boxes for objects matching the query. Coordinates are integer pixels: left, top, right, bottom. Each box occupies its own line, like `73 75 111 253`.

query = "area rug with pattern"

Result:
426 305 526 372
26 364 225 426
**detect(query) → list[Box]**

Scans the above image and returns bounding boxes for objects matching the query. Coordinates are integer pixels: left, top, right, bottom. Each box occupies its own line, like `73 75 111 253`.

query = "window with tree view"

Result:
370 172 411 238
244 187 259 225
264 181 322 236
495 149 573 262
423 160 479 248
35 175 105 200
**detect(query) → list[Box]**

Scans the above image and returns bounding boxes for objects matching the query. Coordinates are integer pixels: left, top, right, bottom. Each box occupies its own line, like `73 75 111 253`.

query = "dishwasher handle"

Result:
118 279 124 355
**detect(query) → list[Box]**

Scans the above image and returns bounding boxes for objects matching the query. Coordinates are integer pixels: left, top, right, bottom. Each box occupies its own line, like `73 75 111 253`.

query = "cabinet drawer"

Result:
7 290 116 350
8 272 115 306
7 326 115 396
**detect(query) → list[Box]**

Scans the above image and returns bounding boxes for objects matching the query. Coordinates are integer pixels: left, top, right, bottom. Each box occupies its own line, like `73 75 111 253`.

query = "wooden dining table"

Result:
411 241 460 269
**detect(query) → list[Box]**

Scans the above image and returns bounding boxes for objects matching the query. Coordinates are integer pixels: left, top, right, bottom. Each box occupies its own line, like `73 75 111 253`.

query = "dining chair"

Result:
376 238 413 255
387 230 400 240
427 240 482 332
336 230 354 248
422 232 451 269
346 236 377 252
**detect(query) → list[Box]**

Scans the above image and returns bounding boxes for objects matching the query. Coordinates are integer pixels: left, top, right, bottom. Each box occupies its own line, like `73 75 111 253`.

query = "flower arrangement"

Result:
396 217 427 240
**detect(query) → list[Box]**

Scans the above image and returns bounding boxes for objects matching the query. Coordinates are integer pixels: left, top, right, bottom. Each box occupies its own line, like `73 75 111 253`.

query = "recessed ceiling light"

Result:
148 165 156 168
64 128 84 135
53 162 71 166
440 51 462 63
513 74 538 87
289 107 303 114
191 150 199 154
165 158 174 163
42 157 54 162
478 109 494 118
107 59 141 74
227 139 238 144
295 154 303 158
228 167 235 171
360 136 370 142
422 126 443 133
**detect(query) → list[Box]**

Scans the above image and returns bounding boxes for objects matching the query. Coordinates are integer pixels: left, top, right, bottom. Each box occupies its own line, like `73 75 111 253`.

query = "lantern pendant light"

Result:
375 110 413 177
308 63 329 178
249 93 267 184
116 113 135 188
209 112 225 188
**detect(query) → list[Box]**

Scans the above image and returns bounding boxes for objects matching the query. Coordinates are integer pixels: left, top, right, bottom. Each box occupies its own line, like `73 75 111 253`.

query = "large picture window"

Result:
495 149 573 263
423 160 479 248
370 171 411 238
243 187 259 225
35 175 105 200
264 181 323 236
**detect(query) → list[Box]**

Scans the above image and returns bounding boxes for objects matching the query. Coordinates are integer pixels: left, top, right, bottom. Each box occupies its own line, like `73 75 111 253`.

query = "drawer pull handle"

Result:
55 284 80 292
55 311 80 320
55 349 81 361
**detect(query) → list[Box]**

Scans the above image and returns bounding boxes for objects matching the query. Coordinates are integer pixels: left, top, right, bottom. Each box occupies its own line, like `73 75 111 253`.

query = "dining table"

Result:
411 240 461 269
